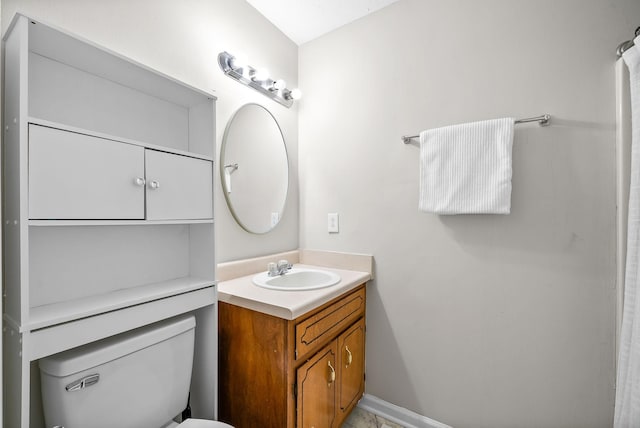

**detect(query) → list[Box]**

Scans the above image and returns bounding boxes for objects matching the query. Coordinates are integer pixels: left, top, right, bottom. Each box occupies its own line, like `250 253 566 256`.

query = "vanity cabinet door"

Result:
28 124 145 219
145 149 213 220
296 341 338 428
337 318 365 424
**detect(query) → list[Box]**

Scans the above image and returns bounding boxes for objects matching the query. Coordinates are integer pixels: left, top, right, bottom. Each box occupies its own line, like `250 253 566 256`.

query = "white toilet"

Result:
39 315 232 428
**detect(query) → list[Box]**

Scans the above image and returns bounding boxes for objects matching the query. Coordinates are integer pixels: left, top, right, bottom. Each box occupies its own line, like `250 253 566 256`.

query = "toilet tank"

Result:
39 315 196 428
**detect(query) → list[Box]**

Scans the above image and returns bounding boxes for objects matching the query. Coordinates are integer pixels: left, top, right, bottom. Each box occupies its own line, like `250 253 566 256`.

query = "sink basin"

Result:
252 267 341 291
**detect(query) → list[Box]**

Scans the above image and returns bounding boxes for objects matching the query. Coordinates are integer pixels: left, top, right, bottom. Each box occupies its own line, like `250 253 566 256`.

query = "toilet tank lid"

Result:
39 314 196 377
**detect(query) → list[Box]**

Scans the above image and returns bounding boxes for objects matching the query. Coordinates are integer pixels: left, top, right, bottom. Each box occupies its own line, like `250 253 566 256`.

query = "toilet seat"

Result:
178 419 234 428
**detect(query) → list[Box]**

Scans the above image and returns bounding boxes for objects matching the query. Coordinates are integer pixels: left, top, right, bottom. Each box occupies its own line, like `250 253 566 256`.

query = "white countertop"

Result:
217 264 371 320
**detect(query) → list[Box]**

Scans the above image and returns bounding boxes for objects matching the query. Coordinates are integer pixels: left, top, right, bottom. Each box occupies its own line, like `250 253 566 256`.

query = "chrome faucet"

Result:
268 259 292 276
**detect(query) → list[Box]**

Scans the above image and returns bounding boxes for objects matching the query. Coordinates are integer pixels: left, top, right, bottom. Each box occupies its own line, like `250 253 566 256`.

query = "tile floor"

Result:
342 407 405 428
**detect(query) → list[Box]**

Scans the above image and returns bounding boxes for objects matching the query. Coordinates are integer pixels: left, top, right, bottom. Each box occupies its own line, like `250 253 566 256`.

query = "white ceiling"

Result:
246 0 400 45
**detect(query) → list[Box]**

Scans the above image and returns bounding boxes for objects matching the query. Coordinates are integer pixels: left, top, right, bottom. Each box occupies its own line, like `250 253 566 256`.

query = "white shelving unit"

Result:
2 15 217 427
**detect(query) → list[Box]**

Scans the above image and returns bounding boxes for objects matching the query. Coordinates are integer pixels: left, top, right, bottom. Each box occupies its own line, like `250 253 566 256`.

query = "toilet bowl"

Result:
39 315 233 428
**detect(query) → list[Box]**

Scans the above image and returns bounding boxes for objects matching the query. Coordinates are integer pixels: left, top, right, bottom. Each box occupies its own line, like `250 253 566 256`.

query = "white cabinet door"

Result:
29 125 145 219
145 150 213 220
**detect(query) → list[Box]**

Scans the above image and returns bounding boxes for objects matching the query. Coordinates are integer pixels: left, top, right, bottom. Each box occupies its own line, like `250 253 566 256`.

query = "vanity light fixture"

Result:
218 51 301 108
229 53 247 70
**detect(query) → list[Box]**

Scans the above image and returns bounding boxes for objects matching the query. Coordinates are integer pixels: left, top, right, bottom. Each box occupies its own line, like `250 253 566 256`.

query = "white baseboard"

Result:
357 394 452 428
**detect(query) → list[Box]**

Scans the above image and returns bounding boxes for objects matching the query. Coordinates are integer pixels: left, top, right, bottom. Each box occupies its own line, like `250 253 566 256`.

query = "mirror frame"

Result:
220 103 289 234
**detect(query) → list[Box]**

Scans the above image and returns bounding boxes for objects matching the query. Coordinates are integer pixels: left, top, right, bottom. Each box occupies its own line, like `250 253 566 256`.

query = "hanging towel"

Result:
419 117 515 214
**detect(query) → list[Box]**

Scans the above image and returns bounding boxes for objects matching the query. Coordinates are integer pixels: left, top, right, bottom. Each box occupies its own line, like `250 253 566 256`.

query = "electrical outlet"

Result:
328 213 339 233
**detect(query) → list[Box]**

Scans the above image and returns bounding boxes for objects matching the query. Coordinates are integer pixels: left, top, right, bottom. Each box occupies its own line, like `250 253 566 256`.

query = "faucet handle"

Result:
267 262 278 276
277 259 292 271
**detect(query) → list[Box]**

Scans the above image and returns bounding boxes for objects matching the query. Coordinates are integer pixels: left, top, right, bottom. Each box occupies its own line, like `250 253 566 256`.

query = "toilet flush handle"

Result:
65 373 100 392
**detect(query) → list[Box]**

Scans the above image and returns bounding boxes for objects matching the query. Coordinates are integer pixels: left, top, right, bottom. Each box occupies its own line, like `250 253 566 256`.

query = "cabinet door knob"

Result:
134 177 146 186
327 360 336 386
149 180 160 189
345 346 353 368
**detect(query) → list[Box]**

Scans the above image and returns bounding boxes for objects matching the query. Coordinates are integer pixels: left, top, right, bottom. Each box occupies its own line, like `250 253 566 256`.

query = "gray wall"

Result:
298 1 640 427
1 0 300 263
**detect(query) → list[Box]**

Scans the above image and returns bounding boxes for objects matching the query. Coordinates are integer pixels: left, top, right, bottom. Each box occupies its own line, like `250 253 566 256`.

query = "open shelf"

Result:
25 15 216 158
23 15 214 107
29 219 214 226
27 285 216 361
28 117 215 162
27 277 215 331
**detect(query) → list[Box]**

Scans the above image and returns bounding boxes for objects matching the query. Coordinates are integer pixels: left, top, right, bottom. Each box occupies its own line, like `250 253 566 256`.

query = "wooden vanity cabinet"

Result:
218 284 366 428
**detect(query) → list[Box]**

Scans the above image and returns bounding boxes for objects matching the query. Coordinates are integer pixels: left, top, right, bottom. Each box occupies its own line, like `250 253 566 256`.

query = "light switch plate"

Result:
328 213 339 233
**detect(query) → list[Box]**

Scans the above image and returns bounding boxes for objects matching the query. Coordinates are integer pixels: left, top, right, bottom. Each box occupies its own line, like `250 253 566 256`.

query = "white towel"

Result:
419 117 515 214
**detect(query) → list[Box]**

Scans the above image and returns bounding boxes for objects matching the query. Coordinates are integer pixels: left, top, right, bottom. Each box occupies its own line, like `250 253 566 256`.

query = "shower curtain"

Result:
615 35 640 428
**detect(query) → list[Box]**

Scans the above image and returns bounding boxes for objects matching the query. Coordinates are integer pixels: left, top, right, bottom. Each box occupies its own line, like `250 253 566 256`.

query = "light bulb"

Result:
229 53 247 70
273 79 286 90
253 68 269 81
290 88 302 100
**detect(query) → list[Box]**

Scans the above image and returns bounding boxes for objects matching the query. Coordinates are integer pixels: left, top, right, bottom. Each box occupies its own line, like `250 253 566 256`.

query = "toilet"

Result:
39 315 232 428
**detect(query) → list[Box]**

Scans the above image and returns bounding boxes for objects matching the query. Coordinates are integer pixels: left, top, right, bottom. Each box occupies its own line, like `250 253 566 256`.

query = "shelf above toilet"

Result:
26 277 215 331
22 283 216 361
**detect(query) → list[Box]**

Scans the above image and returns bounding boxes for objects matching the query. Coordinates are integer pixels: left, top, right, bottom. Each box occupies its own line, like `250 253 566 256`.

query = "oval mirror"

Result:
220 104 289 234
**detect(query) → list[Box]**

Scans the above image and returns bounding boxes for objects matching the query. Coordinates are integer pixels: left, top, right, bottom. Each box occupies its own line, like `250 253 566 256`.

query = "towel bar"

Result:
401 114 551 144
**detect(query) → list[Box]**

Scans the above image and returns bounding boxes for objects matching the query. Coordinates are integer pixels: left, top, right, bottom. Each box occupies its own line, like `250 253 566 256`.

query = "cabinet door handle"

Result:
327 360 336 386
149 180 160 190
134 177 146 186
345 346 353 368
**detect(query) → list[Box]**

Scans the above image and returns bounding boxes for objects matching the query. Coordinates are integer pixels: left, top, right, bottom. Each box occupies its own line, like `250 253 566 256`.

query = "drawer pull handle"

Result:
133 177 146 186
327 360 336 386
345 346 353 368
149 180 160 190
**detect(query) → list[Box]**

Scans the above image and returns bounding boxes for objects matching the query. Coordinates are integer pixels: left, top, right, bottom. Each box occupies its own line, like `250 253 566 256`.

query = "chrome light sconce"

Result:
218 51 301 108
